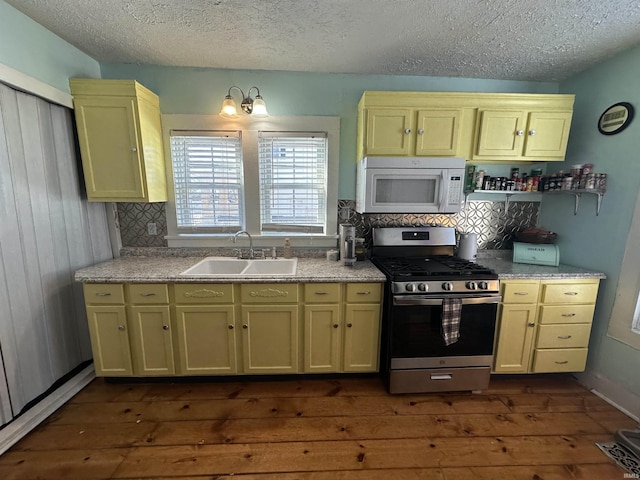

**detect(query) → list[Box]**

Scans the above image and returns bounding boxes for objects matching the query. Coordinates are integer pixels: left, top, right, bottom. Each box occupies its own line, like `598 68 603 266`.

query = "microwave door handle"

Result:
439 171 447 211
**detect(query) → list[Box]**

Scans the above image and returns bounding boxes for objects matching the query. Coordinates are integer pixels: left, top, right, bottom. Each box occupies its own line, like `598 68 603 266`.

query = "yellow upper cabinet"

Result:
69 79 167 202
474 108 573 162
357 91 574 163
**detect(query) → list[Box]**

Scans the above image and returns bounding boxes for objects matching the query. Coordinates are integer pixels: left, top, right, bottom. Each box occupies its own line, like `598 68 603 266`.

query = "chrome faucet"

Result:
233 230 254 259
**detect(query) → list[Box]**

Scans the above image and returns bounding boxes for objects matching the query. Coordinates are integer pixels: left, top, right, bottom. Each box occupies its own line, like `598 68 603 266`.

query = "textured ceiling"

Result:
7 0 640 81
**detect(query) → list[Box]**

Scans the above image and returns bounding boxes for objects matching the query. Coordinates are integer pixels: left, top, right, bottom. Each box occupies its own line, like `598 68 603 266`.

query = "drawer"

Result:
83 284 125 304
127 284 169 304
532 348 588 373
540 281 599 304
240 283 299 303
536 323 592 349
304 283 341 303
346 283 382 303
501 282 540 304
538 304 595 324
174 284 235 304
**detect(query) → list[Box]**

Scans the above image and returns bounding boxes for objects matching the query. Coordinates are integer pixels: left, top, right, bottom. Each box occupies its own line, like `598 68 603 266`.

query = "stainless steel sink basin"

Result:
180 257 297 276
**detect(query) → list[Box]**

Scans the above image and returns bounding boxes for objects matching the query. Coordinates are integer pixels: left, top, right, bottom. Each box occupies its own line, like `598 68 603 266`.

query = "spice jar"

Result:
582 163 594 174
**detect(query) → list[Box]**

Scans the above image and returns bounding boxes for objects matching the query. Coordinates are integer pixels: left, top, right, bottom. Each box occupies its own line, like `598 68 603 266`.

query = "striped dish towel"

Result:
442 298 463 346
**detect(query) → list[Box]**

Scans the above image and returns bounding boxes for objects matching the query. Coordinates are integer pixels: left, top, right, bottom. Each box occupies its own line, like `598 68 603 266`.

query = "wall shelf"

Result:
465 189 605 215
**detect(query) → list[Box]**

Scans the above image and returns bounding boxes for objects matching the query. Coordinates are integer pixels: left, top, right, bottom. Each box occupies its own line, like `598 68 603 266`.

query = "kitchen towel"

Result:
441 298 462 346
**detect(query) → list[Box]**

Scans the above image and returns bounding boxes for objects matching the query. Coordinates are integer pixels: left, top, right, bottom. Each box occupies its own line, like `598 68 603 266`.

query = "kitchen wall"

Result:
100 64 558 199
541 43 640 406
0 1 100 93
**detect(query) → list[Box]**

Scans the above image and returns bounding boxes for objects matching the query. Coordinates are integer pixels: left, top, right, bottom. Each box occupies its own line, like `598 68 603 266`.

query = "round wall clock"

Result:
598 102 634 135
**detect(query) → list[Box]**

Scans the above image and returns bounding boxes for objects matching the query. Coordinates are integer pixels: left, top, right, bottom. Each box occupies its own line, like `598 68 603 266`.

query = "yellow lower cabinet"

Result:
493 303 537 373
174 305 237 375
532 348 588 373
304 304 341 373
129 305 174 375
343 302 381 372
86 305 133 376
241 305 299 374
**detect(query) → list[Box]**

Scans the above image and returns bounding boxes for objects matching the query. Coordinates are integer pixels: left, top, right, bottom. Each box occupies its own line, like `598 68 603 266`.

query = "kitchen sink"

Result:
180 257 297 277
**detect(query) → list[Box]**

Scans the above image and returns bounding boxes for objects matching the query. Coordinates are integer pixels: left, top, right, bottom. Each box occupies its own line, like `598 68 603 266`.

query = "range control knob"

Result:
466 281 478 290
417 283 427 292
442 282 454 291
478 281 489 290
405 283 416 292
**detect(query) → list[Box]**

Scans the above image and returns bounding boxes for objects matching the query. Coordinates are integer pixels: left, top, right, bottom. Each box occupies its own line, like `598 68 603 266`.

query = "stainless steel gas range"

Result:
370 227 501 394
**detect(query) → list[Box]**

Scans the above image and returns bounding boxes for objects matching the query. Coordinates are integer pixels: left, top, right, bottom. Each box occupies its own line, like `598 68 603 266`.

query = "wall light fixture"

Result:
219 86 268 118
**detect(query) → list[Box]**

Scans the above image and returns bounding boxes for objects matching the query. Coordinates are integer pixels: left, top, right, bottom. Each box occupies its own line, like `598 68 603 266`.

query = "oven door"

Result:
389 294 500 369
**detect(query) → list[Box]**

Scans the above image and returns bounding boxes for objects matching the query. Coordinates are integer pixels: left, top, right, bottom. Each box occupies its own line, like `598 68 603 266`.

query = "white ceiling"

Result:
7 0 640 82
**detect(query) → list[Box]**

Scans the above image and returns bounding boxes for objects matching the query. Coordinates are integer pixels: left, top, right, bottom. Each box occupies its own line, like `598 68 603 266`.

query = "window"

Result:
171 131 244 232
162 115 339 248
259 132 327 234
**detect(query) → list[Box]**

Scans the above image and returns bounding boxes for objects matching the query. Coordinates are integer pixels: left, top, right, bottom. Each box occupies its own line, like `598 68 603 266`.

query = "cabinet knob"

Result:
333 324 339 329
529 130 536 136
242 324 248 329
131 147 137 152
417 129 425 135
516 130 524 136
228 324 234 330
347 323 353 328
118 325 126 331
404 128 411 134
162 325 169 330
527 322 535 327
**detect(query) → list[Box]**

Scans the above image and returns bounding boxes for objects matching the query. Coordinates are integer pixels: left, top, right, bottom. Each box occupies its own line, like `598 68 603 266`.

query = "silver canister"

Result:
339 224 357 266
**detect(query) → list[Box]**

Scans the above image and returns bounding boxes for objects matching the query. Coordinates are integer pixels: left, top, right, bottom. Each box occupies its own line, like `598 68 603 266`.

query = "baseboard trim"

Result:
574 371 640 423
0 365 95 455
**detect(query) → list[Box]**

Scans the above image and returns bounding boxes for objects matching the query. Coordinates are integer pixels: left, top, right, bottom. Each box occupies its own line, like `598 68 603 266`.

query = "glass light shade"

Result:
251 96 269 117
220 96 238 117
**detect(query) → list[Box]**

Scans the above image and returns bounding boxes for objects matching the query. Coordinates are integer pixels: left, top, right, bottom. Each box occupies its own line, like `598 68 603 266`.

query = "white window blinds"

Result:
258 132 328 234
170 131 244 231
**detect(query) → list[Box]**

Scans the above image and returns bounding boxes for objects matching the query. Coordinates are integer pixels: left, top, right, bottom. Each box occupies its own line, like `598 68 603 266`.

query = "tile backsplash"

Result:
117 200 539 249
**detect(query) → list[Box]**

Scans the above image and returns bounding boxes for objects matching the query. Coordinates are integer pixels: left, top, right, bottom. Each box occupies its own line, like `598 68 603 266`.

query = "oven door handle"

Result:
393 295 502 306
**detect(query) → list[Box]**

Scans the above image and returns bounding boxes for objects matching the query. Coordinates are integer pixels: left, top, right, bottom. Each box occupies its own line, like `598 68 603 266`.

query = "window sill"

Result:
165 234 339 249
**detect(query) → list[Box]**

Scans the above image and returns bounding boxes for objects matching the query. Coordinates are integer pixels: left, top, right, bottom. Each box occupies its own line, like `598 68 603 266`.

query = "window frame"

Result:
162 114 340 248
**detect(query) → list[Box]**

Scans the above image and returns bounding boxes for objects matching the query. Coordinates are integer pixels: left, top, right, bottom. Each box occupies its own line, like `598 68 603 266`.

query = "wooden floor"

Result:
0 374 637 479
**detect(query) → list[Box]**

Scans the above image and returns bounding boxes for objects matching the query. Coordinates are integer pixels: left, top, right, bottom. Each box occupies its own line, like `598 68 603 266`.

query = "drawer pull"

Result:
514 292 529 296
95 292 112 297
430 374 452 381
357 291 371 295
564 292 579 296
140 293 157 297
554 360 569 365
557 335 572 339
561 313 576 317
314 292 328 295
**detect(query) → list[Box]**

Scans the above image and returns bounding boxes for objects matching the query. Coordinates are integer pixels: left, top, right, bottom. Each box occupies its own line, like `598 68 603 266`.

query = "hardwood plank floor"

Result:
0 374 637 479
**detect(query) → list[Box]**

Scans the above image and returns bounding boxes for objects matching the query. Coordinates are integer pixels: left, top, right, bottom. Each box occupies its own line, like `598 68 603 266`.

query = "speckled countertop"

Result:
74 256 387 284
74 249 605 284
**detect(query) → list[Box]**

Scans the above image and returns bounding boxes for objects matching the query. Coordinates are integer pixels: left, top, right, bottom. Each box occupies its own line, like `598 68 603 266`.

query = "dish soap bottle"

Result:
283 238 292 259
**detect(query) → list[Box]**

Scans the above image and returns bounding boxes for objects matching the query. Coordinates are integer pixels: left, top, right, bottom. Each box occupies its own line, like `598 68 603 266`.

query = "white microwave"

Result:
356 157 466 214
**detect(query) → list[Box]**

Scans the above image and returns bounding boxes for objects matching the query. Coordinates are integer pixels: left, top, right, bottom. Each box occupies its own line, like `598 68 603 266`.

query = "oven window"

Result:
375 178 437 204
390 302 497 358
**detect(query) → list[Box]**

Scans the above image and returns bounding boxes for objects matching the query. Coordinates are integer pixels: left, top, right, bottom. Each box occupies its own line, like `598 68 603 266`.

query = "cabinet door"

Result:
85 306 133 376
523 111 573 159
241 305 299 374
475 109 527 158
73 96 145 200
365 108 412 155
415 109 462 156
304 305 341 373
493 304 537 373
129 305 174 376
343 304 380 372
174 305 237 375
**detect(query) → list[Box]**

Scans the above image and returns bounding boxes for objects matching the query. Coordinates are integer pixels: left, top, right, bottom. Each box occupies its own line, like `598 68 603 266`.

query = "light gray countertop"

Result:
74 256 387 284
74 250 605 284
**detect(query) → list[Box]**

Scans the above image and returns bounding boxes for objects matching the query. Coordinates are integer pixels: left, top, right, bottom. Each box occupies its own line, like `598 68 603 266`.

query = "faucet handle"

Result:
233 248 243 259
255 249 266 259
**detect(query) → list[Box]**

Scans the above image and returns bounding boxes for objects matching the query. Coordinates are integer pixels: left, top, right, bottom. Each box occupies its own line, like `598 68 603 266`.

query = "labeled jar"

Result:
585 173 597 189
475 170 485 189
596 173 607 192
571 164 583 177
582 163 594 174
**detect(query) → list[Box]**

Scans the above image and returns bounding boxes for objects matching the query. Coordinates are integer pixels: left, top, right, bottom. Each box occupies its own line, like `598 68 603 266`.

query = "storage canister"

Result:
585 173 597 189
582 163 594 174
